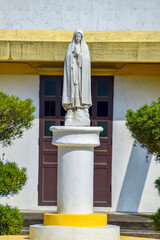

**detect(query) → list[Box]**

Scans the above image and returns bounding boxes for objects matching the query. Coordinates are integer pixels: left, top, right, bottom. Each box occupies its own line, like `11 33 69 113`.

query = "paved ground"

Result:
0 236 158 240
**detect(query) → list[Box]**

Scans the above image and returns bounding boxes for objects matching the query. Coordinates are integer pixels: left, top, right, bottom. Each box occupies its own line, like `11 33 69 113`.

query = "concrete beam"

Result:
0 30 160 63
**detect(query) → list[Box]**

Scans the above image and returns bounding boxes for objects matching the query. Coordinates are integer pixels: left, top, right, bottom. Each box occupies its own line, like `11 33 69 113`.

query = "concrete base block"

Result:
44 213 107 227
30 224 120 240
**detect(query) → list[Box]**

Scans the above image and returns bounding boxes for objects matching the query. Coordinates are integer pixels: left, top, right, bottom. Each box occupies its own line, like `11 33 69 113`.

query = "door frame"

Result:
38 75 114 207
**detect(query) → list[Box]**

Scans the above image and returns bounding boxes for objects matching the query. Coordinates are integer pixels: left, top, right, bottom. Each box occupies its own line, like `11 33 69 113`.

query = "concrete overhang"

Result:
0 29 160 75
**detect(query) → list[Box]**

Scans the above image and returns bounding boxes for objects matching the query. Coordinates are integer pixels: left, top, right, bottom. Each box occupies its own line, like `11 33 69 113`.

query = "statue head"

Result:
72 30 84 44
75 32 82 44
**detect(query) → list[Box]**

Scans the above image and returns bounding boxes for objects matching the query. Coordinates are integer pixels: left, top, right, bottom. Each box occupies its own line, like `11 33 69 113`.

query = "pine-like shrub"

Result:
0 205 23 235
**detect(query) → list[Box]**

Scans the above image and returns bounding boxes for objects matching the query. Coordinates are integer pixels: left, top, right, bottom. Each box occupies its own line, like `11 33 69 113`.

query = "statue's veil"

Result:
62 29 92 109
71 30 87 52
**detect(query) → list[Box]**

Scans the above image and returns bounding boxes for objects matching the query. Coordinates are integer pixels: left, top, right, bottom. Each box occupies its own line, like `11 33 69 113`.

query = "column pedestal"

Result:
30 126 120 240
57 146 94 214
52 126 102 214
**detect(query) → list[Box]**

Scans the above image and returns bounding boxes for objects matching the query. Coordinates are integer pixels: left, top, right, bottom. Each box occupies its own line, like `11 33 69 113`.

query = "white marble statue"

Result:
62 30 92 126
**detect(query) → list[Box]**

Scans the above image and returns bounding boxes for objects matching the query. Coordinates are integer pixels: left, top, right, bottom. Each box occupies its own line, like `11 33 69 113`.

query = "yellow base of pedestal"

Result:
44 213 107 227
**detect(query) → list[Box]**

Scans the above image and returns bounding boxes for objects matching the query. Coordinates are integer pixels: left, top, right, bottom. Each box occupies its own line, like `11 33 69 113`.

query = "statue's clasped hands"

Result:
74 46 80 63
74 46 79 56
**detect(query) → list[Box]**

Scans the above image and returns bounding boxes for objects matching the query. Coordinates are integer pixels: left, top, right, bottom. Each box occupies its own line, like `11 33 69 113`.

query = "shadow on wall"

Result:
116 145 152 212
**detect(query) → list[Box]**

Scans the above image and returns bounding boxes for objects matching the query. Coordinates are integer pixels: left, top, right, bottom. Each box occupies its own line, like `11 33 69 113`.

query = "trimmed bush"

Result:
0 159 27 196
0 205 23 235
150 208 160 232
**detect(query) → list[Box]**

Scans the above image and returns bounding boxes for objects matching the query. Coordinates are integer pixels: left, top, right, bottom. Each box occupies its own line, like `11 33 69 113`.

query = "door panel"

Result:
38 75 113 206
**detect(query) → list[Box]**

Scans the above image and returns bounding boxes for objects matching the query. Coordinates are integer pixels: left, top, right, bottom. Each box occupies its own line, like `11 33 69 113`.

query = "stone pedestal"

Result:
30 126 120 240
30 225 120 240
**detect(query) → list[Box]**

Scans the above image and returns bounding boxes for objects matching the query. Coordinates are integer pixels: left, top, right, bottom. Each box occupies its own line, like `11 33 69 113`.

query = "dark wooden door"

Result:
38 75 113 207
91 76 113 206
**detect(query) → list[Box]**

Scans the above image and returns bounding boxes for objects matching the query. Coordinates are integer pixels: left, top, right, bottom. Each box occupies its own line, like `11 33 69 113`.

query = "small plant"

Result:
150 208 160 232
0 159 27 235
0 159 27 196
0 205 23 235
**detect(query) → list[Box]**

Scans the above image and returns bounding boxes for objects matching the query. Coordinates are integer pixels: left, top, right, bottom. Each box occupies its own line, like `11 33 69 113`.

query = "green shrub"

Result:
150 208 160 232
0 91 36 146
0 204 23 235
126 98 160 162
0 159 27 196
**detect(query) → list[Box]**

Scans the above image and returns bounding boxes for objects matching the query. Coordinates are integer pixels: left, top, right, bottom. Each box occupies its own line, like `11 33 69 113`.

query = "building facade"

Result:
0 0 160 212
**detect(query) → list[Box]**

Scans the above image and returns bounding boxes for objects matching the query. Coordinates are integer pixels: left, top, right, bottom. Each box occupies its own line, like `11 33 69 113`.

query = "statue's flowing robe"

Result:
62 32 92 111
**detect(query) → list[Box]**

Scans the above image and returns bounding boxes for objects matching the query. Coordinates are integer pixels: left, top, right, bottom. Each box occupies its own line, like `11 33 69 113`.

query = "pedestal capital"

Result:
50 126 103 147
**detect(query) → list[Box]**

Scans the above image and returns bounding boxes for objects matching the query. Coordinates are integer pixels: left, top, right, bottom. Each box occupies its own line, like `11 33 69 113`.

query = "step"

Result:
22 212 43 227
107 213 154 230
120 229 160 239
108 221 154 230
21 212 154 230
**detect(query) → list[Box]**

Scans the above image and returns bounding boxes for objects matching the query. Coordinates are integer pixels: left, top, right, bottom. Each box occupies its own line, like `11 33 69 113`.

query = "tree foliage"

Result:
126 98 160 162
0 91 36 146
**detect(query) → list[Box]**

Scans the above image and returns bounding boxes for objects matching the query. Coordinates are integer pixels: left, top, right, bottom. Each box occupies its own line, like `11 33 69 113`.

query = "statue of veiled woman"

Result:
62 30 92 126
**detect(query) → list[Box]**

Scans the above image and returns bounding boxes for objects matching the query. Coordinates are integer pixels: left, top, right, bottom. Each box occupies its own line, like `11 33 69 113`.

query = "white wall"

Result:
0 75 40 210
0 75 58 211
1 75 160 212
112 76 160 212
0 0 160 30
